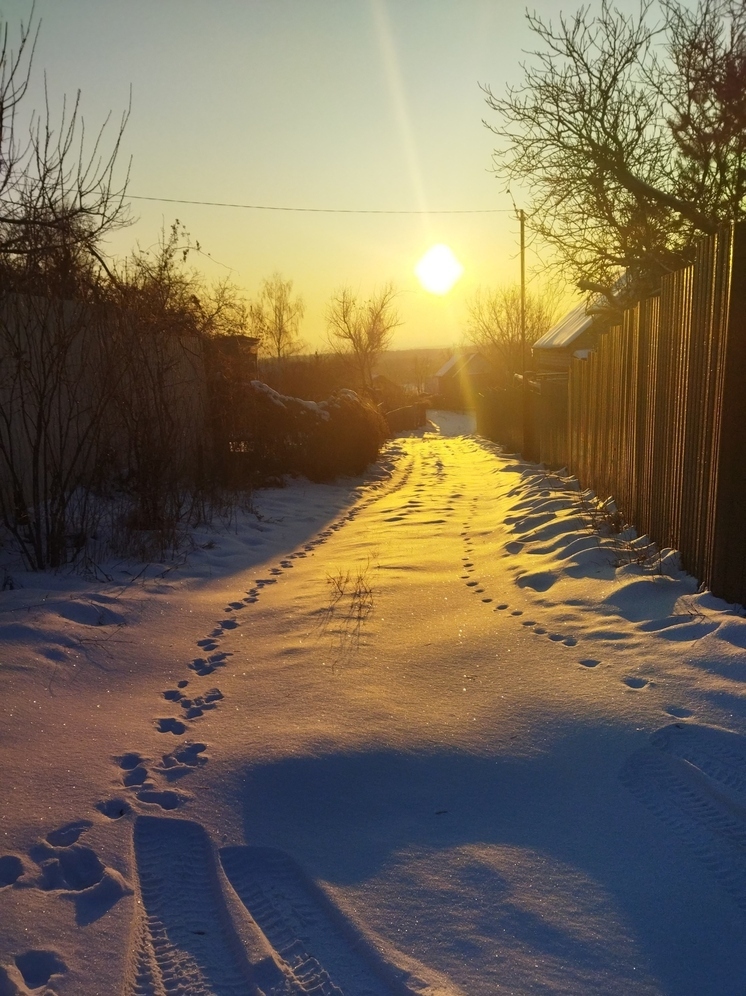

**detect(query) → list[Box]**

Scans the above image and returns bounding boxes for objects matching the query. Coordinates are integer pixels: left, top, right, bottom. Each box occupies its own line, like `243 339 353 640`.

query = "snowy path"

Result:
3 416 746 994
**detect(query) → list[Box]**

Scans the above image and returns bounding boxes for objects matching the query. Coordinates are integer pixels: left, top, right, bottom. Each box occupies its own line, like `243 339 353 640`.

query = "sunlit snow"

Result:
1 412 746 995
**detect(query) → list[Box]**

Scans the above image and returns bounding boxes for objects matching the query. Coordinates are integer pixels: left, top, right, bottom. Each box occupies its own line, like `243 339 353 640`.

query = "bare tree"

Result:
466 284 561 380
0 293 120 568
0 8 131 290
107 223 252 536
112 222 251 337
326 284 402 392
483 0 746 304
196 277 250 338
250 272 305 361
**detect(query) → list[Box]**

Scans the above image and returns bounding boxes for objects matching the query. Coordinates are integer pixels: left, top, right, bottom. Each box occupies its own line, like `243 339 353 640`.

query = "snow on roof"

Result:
435 354 463 378
533 301 594 350
435 352 487 378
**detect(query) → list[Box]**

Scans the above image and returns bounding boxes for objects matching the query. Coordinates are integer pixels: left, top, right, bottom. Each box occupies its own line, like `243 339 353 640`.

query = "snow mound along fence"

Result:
476 221 746 609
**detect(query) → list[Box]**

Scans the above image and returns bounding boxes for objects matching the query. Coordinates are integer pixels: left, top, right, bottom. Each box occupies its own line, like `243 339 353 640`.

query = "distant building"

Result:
203 334 261 383
531 301 600 372
370 373 410 412
429 351 493 409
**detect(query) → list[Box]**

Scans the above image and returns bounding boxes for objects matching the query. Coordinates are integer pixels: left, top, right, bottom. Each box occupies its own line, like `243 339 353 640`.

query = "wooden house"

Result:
430 352 494 409
531 302 599 372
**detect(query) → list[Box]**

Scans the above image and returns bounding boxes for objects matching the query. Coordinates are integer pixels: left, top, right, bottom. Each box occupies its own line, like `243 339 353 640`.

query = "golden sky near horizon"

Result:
6 0 626 350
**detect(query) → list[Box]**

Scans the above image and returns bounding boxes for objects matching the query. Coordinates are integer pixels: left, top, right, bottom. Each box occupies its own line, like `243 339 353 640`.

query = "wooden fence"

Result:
476 222 746 606
569 223 746 604
385 403 428 434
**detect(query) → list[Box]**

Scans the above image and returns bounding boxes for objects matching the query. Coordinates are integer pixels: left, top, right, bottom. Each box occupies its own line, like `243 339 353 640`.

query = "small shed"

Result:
431 351 493 409
203 334 261 383
532 301 599 372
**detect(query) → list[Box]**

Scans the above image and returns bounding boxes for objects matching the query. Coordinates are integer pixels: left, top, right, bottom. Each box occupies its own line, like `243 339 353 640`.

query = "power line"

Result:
128 194 512 215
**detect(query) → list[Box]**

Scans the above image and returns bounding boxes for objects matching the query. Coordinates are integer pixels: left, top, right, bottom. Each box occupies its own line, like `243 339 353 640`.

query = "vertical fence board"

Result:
712 224 746 602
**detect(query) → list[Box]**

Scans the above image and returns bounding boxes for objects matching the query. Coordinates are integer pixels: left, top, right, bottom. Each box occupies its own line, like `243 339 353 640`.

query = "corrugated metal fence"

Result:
476 222 746 605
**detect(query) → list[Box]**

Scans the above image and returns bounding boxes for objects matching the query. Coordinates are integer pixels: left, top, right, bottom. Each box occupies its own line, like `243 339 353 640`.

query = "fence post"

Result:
711 223 746 603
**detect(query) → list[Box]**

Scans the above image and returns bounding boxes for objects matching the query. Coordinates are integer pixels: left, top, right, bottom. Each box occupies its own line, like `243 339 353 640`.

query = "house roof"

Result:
435 352 491 378
533 301 593 350
435 354 462 378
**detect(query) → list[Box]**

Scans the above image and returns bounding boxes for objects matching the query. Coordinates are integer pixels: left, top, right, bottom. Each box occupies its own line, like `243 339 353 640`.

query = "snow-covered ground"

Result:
2 410 746 995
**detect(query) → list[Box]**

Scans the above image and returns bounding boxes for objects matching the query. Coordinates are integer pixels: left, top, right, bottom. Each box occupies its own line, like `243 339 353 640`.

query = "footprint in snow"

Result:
179 687 223 720
190 651 230 677
11 950 67 990
0 854 25 886
118 752 145 770
665 705 693 718
46 820 92 847
116 752 193 809
495 604 509 611
96 798 131 820
225 601 245 611
123 765 148 788
623 676 649 689
511 609 523 617
579 658 600 668
157 742 208 781
28 832 132 919
156 717 186 735
136 789 187 811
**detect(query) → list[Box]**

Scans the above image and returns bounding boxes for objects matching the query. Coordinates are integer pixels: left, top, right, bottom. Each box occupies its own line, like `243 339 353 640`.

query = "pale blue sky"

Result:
5 1 603 348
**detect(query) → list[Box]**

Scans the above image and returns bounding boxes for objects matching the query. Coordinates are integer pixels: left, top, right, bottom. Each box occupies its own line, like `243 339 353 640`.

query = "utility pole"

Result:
518 207 533 460
520 208 526 372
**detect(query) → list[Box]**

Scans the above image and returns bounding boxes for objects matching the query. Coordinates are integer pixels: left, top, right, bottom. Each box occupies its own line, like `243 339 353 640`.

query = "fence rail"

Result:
476 222 746 607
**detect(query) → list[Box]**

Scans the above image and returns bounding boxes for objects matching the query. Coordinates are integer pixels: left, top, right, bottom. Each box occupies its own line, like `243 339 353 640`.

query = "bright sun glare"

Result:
415 244 464 295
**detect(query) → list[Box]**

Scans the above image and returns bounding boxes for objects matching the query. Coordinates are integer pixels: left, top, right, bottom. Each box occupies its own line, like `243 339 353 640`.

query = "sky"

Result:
4 0 592 350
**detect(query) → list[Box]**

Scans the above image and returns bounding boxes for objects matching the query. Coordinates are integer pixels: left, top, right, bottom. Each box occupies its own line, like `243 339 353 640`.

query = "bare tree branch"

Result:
326 284 401 392
484 0 746 296
250 272 305 361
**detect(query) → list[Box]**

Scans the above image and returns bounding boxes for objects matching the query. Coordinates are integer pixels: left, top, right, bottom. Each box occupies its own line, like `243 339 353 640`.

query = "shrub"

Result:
225 382 389 483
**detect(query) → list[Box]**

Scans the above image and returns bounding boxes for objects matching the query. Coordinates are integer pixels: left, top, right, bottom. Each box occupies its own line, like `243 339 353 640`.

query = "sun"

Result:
415 244 464 295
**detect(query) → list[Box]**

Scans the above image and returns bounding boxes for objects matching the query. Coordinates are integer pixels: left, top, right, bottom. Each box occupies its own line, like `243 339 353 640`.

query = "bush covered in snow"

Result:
228 382 389 482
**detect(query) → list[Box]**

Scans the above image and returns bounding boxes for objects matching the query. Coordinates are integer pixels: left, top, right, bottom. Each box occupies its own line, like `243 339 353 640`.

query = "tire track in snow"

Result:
122 444 426 995
127 815 293 996
620 723 746 911
220 846 411 996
